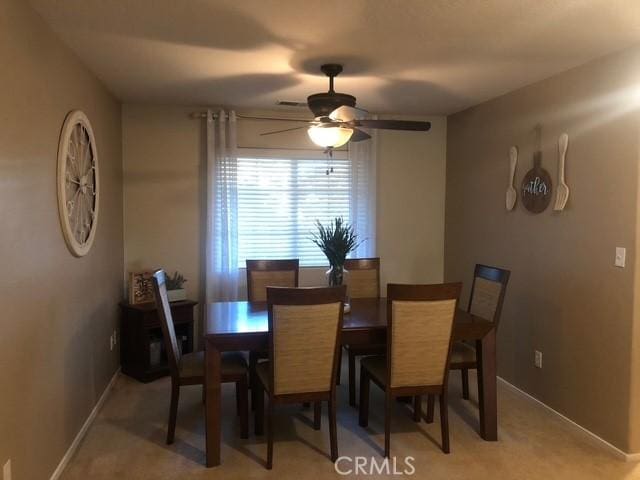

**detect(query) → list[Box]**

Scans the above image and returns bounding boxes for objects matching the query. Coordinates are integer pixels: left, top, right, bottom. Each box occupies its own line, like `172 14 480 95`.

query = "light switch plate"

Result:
615 247 626 268
534 350 543 369
3 459 11 480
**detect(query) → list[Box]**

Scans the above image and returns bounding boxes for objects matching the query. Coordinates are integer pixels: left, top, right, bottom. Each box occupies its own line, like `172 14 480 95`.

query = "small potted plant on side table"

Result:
166 271 187 302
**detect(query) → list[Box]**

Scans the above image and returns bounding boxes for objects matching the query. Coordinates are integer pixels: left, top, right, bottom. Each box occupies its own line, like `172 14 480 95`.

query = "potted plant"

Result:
165 271 187 302
312 217 362 291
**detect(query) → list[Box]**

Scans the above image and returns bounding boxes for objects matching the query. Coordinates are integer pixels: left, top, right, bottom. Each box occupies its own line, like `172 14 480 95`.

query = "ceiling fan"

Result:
261 64 431 148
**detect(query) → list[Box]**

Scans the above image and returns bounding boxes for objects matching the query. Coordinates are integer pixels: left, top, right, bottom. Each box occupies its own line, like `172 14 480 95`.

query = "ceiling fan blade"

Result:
350 128 371 142
354 119 431 131
260 125 309 136
329 105 369 122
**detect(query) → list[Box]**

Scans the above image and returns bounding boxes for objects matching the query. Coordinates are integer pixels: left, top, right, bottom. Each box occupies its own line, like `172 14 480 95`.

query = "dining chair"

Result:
358 282 462 457
246 259 300 302
246 259 299 409
448 264 510 400
151 269 249 444
342 257 384 406
254 285 346 469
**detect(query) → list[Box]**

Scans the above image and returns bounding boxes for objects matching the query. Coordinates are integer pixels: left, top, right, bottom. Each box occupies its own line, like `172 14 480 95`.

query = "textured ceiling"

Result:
29 0 640 115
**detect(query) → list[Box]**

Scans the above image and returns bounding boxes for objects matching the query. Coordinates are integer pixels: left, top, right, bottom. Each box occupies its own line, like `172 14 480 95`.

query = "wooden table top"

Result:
205 297 494 341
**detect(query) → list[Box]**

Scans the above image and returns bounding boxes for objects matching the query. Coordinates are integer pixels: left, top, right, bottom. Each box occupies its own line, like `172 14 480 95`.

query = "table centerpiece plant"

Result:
311 217 362 290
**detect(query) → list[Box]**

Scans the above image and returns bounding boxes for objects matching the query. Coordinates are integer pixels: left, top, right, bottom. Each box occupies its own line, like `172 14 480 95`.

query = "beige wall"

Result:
377 115 446 288
0 1 123 478
123 105 446 338
445 46 640 452
122 105 202 305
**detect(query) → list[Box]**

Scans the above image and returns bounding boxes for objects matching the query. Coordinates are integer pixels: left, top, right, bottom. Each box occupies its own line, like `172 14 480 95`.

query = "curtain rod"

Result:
238 146 346 152
189 112 311 123
190 111 348 152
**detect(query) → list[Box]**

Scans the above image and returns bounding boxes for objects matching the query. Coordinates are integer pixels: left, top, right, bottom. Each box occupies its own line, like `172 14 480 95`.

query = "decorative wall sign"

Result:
57 110 99 257
521 152 552 213
506 146 518 211
553 133 570 211
128 271 155 305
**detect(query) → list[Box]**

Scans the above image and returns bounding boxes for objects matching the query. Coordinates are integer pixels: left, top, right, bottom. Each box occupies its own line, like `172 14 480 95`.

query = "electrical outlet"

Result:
3 459 11 480
113 329 117 345
534 350 543 369
615 247 626 268
109 334 114 351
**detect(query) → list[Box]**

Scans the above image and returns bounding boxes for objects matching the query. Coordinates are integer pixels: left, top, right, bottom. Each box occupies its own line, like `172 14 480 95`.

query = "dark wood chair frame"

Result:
449 264 510 400
246 259 300 410
254 286 346 469
245 259 300 303
151 270 249 444
341 257 382 406
359 282 462 457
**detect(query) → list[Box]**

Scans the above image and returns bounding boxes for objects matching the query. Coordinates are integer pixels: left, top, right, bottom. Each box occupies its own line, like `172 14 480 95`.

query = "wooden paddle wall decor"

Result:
521 125 552 214
521 153 552 213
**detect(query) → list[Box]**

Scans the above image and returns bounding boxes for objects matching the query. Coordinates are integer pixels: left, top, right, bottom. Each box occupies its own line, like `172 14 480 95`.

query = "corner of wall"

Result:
628 113 640 454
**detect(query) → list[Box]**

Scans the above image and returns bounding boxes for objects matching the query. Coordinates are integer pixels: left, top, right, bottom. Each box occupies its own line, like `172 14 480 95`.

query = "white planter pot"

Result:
167 289 187 302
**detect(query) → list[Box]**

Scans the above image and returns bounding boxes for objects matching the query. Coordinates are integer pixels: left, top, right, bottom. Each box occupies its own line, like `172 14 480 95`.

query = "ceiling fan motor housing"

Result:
307 92 356 118
307 63 357 118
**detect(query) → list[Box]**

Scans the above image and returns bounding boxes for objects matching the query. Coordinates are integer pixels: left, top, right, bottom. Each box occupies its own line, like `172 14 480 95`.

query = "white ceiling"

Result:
29 0 640 115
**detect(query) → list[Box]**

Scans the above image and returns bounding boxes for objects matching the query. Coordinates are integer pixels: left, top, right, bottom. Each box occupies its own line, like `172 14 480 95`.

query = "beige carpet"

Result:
60 360 640 480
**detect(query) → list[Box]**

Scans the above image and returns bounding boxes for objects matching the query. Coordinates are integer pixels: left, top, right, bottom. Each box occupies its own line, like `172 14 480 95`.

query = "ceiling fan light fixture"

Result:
307 125 353 148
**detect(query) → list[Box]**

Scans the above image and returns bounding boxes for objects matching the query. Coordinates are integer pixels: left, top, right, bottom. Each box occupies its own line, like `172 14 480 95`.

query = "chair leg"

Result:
266 396 274 470
255 384 264 436
384 393 391 458
426 394 435 424
348 350 357 407
461 369 470 400
358 367 370 427
167 383 179 445
413 395 421 422
336 348 343 385
235 381 241 416
439 392 450 454
329 396 338 461
250 351 258 411
314 401 322 430
238 378 249 439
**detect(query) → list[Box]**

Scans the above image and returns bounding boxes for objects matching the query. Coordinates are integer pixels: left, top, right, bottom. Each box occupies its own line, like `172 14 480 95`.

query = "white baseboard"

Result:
497 376 640 462
49 368 121 480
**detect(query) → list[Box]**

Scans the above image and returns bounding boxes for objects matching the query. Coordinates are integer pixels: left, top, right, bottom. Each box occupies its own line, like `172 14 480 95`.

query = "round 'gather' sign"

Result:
521 154 552 214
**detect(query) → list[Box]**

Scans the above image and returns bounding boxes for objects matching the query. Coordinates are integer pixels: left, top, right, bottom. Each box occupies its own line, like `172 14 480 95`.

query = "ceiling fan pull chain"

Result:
326 150 329 175
324 147 334 175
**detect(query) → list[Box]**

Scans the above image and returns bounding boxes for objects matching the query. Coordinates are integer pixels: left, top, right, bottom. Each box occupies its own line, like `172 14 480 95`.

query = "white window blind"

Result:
237 149 351 267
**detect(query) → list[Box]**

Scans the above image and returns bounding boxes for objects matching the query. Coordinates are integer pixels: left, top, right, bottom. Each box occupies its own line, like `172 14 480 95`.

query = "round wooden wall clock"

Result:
57 110 99 257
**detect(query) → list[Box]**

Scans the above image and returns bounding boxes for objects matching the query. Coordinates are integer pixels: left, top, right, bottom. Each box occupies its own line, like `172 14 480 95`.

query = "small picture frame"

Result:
128 271 155 305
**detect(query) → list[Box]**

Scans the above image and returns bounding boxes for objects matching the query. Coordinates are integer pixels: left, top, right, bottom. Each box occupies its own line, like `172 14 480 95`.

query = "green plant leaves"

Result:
166 271 187 290
311 217 362 267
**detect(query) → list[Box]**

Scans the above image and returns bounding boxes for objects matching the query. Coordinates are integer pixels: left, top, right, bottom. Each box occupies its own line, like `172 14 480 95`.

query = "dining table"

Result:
204 297 498 467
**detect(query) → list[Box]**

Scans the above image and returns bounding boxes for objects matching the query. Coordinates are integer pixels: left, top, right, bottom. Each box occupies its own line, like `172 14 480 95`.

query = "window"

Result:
236 149 351 267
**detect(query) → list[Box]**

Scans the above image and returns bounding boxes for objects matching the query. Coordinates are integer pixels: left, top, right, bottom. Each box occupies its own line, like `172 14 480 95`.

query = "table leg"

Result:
476 328 497 441
205 340 222 467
